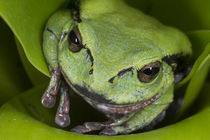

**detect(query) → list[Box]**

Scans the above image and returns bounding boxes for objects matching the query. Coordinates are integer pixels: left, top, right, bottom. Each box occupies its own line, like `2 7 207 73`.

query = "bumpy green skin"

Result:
43 10 74 70
42 0 192 135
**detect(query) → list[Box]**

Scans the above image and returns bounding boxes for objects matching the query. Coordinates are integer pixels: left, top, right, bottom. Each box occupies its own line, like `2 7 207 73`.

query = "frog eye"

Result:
68 27 83 52
138 61 161 83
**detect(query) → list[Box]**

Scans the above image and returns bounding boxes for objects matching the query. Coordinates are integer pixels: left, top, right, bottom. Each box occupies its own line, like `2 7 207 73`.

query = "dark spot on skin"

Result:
73 84 114 104
68 0 82 23
118 67 133 77
162 54 182 71
162 54 192 83
86 48 94 66
59 32 67 43
46 28 59 40
108 67 133 84
89 69 93 75
108 76 116 83
173 65 192 84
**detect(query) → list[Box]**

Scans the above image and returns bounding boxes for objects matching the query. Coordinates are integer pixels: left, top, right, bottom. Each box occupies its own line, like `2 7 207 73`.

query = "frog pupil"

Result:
143 67 160 76
69 30 79 45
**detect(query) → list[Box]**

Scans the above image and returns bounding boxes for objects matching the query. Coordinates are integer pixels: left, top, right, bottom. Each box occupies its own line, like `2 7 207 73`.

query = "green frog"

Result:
41 0 192 135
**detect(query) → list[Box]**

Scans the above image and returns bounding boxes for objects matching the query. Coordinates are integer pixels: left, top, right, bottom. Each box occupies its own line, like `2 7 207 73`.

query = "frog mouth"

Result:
84 93 160 114
72 84 161 115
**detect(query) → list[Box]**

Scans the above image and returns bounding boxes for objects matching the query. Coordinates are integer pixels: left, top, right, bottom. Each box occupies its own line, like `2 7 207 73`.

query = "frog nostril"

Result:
89 69 93 75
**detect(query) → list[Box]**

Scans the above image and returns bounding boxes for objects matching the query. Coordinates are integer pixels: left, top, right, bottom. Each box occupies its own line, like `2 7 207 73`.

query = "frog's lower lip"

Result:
70 84 160 114
84 93 160 114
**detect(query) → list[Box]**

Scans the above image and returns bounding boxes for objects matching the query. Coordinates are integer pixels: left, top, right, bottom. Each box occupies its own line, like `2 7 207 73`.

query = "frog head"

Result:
58 1 191 114
42 0 192 134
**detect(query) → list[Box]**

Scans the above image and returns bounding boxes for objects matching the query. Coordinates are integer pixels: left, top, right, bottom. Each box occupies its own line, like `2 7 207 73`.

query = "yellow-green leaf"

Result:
0 0 68 76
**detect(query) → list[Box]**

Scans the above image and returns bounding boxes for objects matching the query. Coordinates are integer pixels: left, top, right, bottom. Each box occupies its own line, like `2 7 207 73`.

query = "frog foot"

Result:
41 68 71 127
41 68 61 108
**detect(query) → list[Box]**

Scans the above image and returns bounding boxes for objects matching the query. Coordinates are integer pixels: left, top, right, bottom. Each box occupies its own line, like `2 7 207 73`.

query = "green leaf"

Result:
193 82 210 111
174 30 210 118
176 30 210 86
187 30 210 60
177 43 210 118
0 0 68 76
126 0 210 31
0 19 31 104
1 84 210 140
15 38 49 86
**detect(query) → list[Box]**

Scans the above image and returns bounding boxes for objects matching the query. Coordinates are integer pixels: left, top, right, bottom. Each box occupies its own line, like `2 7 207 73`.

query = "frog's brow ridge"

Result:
118 67 133 77
108 67 133 84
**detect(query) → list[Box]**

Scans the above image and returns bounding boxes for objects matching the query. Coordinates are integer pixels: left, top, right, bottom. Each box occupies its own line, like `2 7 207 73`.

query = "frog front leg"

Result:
42 10 74 127
41 68 61 108
42 10 72 108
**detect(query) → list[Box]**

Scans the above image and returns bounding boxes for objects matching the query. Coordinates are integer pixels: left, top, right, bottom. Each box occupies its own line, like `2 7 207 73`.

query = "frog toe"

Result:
55 113 70 127
41 93 56 108
55 81 70 127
